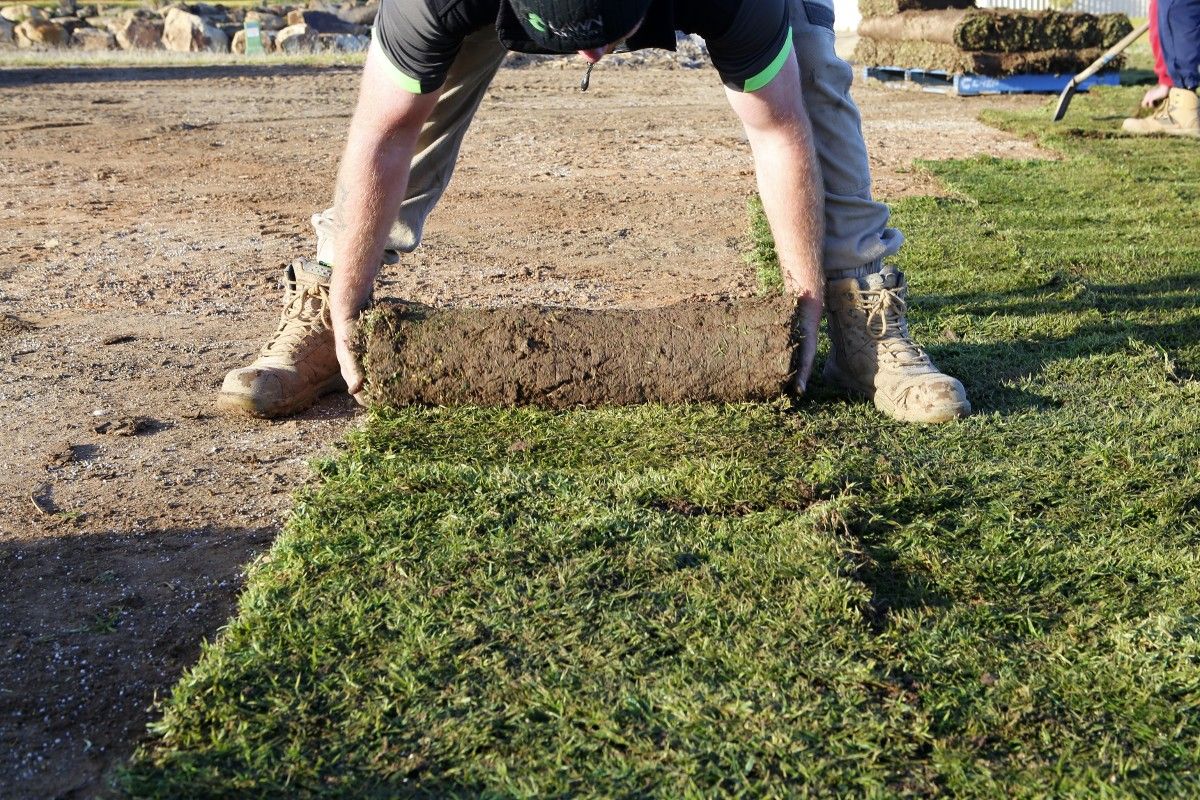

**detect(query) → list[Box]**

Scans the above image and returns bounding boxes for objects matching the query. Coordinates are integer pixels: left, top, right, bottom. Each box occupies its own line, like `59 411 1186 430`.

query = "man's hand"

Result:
1141 83 1170 108
333 314 366 405
791 295 822 394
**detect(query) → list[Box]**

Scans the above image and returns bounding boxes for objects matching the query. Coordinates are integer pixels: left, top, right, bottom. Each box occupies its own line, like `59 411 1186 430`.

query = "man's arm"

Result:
724 48 825 393
330 47 441 401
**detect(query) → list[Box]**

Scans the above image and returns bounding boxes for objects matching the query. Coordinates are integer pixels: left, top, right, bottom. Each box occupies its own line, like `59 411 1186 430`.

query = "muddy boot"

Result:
217 260 345 418
1122 88 1200 138
824 265 971 424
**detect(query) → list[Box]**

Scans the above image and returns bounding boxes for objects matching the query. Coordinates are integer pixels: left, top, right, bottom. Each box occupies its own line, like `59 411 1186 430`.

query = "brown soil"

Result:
360 296 800 408
0 59 1046 799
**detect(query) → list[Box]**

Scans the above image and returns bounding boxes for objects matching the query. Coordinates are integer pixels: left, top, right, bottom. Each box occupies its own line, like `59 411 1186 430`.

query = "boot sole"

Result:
823 361 970 424
1125 131 1200 138
216 373 348 419
1122 124 1200 137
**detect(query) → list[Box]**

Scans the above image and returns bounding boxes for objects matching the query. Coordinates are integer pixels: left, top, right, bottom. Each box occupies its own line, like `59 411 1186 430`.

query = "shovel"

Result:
1052 21 1149 122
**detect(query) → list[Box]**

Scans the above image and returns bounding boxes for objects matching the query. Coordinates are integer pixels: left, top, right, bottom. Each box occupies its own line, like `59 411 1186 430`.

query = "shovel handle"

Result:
1053 21 1148 121
1072 21 1149 87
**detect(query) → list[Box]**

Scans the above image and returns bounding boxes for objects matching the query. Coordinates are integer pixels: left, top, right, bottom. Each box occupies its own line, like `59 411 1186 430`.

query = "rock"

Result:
162 6 227 51
15 18 68 47
112 14 161 48
188 2 227 20
274 21 315 52
50 14 81 33
244 9 284 29
231 25 273 52
1 4 48 22
71 24 114 48
0 15 13 45
3 3 48 21
336 3 375 26
317 31 366 52
285 8 362 33
75 4 96 17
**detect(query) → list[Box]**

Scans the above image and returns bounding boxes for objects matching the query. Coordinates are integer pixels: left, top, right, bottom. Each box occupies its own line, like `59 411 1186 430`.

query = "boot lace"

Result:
862 284 930 368
261 281 332 357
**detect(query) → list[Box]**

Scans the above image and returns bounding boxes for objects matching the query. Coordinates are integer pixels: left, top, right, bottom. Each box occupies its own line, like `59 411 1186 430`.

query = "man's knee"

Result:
792 31 853 94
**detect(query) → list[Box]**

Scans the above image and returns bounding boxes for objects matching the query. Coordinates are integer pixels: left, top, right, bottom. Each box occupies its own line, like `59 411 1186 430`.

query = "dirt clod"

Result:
0 313 35 336
93 416 154 436
45 442 79 467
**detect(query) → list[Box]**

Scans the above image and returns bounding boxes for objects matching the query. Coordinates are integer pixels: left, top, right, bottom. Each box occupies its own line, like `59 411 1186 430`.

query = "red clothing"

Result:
1150 0 1173 87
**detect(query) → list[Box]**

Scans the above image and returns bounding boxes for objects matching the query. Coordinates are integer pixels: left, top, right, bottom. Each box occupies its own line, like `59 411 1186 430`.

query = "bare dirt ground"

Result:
0 57 1045 799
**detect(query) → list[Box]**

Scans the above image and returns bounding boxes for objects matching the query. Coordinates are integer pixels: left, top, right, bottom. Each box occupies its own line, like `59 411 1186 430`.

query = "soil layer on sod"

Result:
357 297 801 409
852 38 1115 76
124 88 1200 797
857 9 1133 53
858 0 974 18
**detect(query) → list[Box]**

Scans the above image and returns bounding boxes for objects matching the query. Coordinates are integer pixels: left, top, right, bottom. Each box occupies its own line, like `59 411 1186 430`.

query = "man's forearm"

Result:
747 121 824 308
328 126 420 328
723 53 825 390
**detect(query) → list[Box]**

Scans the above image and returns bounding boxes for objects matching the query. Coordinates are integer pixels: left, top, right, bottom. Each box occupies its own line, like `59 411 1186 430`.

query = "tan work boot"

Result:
217 260 345 418
1122 88 1200 138
824 265 971 424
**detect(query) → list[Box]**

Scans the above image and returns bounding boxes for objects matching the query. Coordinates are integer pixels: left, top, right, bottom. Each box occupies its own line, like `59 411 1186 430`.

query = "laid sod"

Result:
123 86 1200 797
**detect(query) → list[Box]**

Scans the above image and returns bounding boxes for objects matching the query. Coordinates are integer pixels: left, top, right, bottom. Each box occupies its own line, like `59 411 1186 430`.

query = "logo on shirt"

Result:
527 11 604 41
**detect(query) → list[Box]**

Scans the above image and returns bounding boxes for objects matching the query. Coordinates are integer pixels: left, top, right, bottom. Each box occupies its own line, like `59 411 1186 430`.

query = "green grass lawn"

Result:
122 86 1200 798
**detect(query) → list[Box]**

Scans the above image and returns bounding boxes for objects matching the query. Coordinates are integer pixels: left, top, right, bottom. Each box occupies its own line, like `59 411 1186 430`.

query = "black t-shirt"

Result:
374 0 792 95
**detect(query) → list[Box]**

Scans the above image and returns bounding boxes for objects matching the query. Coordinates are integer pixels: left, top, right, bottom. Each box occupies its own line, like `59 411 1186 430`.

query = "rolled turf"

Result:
851 38 1117 76
356 296 802 409
858 9 1134 53
858 0 974 18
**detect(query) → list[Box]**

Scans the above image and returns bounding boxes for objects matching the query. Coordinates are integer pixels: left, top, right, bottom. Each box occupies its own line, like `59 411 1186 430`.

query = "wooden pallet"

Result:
862 66 1121 96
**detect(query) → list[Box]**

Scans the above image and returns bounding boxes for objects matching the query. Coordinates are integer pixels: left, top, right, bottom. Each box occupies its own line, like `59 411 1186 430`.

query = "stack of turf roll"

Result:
854 5 1134 78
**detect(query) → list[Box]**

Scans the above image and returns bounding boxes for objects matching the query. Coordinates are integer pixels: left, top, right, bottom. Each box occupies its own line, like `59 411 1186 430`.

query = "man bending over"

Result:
217 0 971 424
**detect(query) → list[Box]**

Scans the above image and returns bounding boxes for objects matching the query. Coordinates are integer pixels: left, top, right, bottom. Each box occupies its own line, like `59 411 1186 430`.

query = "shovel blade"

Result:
1052 82 1077 122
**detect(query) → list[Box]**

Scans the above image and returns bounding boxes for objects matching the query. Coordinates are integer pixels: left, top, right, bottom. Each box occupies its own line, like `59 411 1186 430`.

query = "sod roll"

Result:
357 297 802 409
858 0 974 19
858 9 973 46
958 10 1132 50
852 37 1118 76
858 9 1134 52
